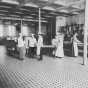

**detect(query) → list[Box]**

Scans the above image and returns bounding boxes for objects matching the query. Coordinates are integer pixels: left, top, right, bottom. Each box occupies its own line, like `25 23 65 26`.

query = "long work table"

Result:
64 41 84 46
42 45 55 48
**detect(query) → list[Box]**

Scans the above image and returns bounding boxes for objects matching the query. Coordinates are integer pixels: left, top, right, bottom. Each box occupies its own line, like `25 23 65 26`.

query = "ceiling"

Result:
0 0 85 23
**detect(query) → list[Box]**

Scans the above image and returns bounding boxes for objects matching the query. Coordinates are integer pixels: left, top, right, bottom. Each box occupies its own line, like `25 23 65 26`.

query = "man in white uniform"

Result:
29 34 37 57
37 34 43 60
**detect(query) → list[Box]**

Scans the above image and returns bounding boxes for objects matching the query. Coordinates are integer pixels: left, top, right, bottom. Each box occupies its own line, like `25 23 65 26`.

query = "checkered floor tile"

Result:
0 46 88 88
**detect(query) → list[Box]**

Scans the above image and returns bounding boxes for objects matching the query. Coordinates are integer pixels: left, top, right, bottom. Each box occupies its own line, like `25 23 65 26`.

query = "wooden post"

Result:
83 0 88 65
38 8 41 34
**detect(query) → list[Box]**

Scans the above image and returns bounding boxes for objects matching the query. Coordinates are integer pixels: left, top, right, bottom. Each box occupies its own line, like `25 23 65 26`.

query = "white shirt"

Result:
52 38 57 47
37 37 43 47
25 37 29 48
29 37 37 47
18 37 25 47
73 34 80 43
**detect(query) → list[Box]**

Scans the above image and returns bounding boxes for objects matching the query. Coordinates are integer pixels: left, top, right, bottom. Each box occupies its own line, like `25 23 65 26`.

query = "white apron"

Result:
55 47 64 57
55 37 64 58
37 46 41 55
73 42 78 56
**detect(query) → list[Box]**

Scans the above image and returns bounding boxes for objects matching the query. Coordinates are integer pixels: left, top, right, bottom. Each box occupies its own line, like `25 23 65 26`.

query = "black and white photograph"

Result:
0 0 87 88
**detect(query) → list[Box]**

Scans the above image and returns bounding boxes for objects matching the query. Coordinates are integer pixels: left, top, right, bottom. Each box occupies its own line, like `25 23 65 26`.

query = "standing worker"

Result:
55 33 64 58
25 36 29 56
72 32 81 57
37 34 43 60
52 36 58 57
17 33 25 60
29 34 37 57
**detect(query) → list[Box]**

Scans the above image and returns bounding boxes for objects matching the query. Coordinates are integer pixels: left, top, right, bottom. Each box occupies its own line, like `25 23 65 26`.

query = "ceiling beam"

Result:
0 16 47 23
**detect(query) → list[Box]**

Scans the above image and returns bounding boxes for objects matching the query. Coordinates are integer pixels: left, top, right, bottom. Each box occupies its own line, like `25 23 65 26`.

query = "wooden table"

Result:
41 45 55 56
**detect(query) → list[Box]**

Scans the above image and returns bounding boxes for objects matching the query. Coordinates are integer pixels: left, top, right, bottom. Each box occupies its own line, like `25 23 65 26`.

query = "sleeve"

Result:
52 39 56 46
24 41 26 45
74 35 80 43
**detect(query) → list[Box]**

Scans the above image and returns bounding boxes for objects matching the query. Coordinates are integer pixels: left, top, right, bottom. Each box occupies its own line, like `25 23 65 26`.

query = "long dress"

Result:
55 36 64 58
73 34 80 57
73 42 78 56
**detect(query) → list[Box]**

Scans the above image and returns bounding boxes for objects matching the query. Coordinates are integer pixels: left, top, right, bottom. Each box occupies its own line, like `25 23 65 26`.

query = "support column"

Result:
38 8 41 34
83 0 88 65
21 19 22 34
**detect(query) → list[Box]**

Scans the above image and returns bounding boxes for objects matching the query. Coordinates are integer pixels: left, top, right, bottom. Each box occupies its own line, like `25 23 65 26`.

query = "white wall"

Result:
22 25 29 36
0 24 4 37
22 24 47 36
56 16 66 34
4 24 16 37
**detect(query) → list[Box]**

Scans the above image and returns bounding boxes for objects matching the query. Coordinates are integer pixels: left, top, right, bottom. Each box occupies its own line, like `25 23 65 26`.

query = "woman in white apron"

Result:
72 32 80 57
55 34 64 58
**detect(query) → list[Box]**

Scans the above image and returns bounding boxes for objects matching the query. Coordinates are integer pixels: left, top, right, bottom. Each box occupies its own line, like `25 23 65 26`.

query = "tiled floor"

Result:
0 46 88 88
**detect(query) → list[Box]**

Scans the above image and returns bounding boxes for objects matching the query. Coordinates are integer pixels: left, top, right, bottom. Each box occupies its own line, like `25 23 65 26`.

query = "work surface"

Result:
0 46 88 88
